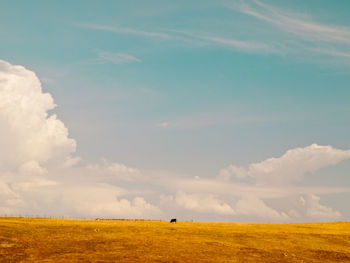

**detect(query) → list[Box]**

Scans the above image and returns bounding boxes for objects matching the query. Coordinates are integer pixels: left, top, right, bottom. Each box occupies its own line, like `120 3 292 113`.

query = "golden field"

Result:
0 217 349 262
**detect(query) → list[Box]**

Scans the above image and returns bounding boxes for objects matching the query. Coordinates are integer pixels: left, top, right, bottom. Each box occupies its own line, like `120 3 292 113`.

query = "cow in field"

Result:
170 218 177 223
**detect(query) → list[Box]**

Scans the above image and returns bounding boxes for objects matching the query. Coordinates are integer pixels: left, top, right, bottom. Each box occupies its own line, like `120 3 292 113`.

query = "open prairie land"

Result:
0 217 349 262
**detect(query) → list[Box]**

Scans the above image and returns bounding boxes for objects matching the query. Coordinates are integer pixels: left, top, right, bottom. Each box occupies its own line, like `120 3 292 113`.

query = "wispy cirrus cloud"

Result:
97 51 141 64
203 36 272 52
225 0 350 61
78 23 275 53
155 109 283 130
79 1 350 63
80 23 191 42
233 0 350 44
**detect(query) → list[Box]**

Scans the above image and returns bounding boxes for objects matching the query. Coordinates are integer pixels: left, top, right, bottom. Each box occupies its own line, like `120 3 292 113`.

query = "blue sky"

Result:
0 0 350 221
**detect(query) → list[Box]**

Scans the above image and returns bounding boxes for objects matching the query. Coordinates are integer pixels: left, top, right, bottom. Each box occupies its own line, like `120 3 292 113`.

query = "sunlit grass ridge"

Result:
0 217 349 262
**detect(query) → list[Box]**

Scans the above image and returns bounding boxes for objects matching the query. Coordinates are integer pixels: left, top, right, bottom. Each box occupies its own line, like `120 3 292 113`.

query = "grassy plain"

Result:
0 217 349 262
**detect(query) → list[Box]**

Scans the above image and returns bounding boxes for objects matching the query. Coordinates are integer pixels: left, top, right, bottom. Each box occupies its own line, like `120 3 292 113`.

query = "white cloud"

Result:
97 51 141 64
85 160 142 182
80 4 350 64
203 36 272 52
235 196 288 220
175 191 235 215
80 24 273 53
287 194 341 221
59 184 161 218
218 165 247 180
225 0 350 62
0 59 348 221
219 144 350 185
165 29 274 53
236 0 350 44
156 121 170 128
81 24 176 40
0 59 76 174
214 144 349 221
19 161 48 176
0 178 161 218
0 181 18 200
13 177 60 192
0 60 160 219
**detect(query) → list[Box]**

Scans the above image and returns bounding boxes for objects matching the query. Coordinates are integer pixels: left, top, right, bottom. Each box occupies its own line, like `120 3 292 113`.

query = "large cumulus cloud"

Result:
0 60 160 219
0 60 76 174
0 59 349 222
218 144 350 185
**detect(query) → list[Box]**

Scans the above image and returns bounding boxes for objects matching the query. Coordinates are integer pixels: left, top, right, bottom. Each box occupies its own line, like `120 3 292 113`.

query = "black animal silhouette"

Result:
170 218 177 223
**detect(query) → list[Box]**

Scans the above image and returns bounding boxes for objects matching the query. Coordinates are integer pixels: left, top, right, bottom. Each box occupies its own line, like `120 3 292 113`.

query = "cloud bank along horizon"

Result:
0 59 349 221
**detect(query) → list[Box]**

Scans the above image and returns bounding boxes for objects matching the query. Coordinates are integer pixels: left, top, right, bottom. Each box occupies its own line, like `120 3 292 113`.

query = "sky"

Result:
0 0 350 222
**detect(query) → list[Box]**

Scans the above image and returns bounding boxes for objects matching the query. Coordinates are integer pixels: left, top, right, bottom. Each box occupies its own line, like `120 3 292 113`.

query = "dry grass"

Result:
0 217 349 262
